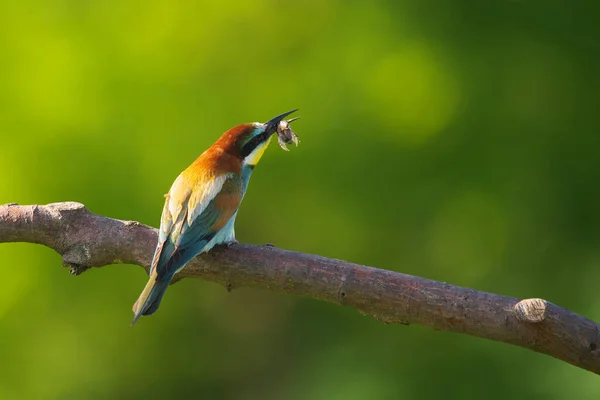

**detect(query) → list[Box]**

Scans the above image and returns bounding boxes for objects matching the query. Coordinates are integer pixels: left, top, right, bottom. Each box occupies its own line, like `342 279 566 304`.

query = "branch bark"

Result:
1 202 599 374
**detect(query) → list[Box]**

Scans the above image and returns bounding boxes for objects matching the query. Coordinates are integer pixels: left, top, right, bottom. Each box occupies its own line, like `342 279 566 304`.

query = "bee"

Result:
276 117 300 151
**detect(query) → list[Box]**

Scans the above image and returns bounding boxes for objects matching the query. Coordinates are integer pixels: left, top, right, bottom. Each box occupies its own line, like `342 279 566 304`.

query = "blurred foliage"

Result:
0 0 599 398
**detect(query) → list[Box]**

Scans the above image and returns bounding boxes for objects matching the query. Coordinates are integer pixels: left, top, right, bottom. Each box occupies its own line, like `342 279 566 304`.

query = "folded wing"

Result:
151 172 242 279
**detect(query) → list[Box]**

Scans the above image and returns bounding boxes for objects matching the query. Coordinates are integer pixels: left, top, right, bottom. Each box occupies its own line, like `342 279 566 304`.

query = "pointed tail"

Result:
131 271 173 326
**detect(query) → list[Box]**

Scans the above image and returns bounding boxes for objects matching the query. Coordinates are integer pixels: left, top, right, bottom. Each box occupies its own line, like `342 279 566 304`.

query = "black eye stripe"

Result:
241 132 268 158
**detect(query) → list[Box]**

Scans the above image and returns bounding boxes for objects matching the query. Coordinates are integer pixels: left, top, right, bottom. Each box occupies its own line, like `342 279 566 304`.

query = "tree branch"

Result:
1 202 599 374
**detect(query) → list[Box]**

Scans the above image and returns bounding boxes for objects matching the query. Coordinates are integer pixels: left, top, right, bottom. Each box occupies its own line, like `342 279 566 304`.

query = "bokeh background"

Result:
1 0 599 398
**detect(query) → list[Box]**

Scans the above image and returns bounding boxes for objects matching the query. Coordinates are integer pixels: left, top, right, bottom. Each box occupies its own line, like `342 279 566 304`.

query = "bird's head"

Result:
219 110 299 167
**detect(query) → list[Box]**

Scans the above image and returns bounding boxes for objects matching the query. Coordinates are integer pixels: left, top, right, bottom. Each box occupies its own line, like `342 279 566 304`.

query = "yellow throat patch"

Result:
244 137 271 166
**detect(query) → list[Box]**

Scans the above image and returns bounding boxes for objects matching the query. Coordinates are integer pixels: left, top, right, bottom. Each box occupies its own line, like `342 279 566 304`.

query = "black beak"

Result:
264 109 298 135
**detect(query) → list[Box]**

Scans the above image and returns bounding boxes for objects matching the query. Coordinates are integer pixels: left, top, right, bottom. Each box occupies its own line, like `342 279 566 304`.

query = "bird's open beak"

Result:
264 109 298 135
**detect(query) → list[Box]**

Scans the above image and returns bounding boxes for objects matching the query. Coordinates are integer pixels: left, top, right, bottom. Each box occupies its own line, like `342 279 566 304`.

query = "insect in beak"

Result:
276 117 300 151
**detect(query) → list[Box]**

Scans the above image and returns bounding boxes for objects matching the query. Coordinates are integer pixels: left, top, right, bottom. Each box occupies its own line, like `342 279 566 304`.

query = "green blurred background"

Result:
1 0 599 398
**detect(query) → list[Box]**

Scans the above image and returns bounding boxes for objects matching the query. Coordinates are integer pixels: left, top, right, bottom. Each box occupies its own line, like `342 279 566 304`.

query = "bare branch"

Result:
1 202 599 374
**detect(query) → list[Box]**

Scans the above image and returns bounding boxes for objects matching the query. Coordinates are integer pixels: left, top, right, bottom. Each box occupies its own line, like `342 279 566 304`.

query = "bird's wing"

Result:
151 173 242 279
149 174 191 276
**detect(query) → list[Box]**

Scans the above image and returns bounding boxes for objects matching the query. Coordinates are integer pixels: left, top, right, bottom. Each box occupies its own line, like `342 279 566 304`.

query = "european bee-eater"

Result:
131 110 299 325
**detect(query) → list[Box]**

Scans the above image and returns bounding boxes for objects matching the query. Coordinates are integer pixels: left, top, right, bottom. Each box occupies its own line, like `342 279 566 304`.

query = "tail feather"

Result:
131 271 173 326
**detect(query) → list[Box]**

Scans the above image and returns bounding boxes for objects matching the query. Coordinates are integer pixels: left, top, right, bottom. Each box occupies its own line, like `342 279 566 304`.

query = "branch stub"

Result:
514 298 548 323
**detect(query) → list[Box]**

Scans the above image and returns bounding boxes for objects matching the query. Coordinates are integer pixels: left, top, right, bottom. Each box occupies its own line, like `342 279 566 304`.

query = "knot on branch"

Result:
514 298 548 323
62 243 93 276
47 202 87 218
62 261 91 276
63 245 92 266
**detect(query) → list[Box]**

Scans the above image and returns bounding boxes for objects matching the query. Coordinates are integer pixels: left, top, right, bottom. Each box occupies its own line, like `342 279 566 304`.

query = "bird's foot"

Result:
225 239 238 248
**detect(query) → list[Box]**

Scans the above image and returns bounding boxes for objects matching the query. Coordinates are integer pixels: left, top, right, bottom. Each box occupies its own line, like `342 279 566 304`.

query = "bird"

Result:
131 110 299 325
